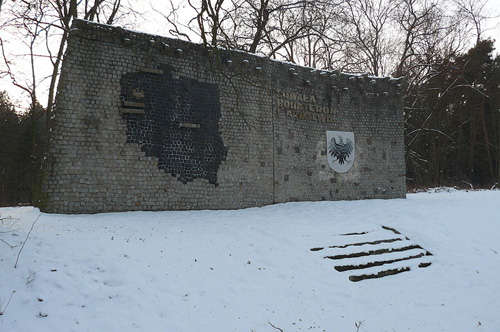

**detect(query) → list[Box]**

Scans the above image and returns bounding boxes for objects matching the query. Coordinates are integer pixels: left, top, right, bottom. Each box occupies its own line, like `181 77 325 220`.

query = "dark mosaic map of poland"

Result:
120 64 227 184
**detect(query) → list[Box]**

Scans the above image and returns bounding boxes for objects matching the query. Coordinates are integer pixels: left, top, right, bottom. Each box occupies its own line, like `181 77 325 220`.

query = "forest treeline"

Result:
0 92 45 205
0 0 499 205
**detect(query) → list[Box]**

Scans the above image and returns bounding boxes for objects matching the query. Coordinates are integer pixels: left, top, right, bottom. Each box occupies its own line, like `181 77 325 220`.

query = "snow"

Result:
1 190 499 332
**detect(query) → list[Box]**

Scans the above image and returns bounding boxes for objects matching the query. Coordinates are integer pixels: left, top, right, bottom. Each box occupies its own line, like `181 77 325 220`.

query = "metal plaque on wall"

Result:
326 131 355 173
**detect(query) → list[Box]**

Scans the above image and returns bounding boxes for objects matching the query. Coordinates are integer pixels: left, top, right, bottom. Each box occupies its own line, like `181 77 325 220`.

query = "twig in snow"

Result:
0 213 19 228
0 237 20 249
355 320 365 332
268 321 285 332
491 182 498 190
0 213 20 249
0 229 17 234
14 213 42 269
0 291 16 316
26 271 37 286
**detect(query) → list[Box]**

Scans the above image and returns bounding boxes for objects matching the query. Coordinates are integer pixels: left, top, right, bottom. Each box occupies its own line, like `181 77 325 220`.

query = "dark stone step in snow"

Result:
335 252 425 272
310 238 403 252
349 267 410 282
325 244 424 260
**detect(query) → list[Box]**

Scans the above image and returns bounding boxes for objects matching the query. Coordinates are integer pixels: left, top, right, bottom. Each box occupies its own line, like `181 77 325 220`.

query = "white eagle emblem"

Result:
326 131 355 173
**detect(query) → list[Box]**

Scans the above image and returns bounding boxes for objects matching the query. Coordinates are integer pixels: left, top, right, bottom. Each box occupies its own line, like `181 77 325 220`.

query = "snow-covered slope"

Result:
1 190 499 332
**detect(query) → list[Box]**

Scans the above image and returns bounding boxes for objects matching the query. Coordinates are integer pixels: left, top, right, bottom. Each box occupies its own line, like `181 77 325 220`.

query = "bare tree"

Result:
0 0 132 122
186 0 229 46
453 0 490 45
152 0 194 42
159 0 344 62
227 0 322 56
337 0 399 76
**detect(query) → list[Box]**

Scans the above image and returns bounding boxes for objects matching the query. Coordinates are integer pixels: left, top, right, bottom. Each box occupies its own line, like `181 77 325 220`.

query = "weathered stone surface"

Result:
41 19 406 214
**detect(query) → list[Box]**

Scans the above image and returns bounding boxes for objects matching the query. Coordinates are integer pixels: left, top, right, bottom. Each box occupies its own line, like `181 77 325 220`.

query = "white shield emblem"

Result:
326 131 355 173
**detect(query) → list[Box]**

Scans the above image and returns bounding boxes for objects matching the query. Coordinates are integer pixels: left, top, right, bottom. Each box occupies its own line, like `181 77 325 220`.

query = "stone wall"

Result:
40 19 406 213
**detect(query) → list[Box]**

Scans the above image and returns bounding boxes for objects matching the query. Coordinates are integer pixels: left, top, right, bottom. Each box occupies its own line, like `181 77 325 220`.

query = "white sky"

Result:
480 0 500 44
1 0 500 111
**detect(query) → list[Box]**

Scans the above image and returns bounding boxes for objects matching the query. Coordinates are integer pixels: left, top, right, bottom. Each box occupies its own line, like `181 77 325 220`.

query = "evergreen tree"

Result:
405 40 500 188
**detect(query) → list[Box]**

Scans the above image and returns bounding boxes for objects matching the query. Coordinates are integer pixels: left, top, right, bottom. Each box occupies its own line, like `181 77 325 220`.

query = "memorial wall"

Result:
40 19 406 213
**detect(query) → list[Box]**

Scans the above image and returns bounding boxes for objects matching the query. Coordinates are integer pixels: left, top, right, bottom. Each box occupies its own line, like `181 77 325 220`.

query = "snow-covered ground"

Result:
1 190 499 332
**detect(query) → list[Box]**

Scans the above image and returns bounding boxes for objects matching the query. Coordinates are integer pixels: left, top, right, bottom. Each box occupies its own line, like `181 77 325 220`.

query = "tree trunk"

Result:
479 96 494 182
